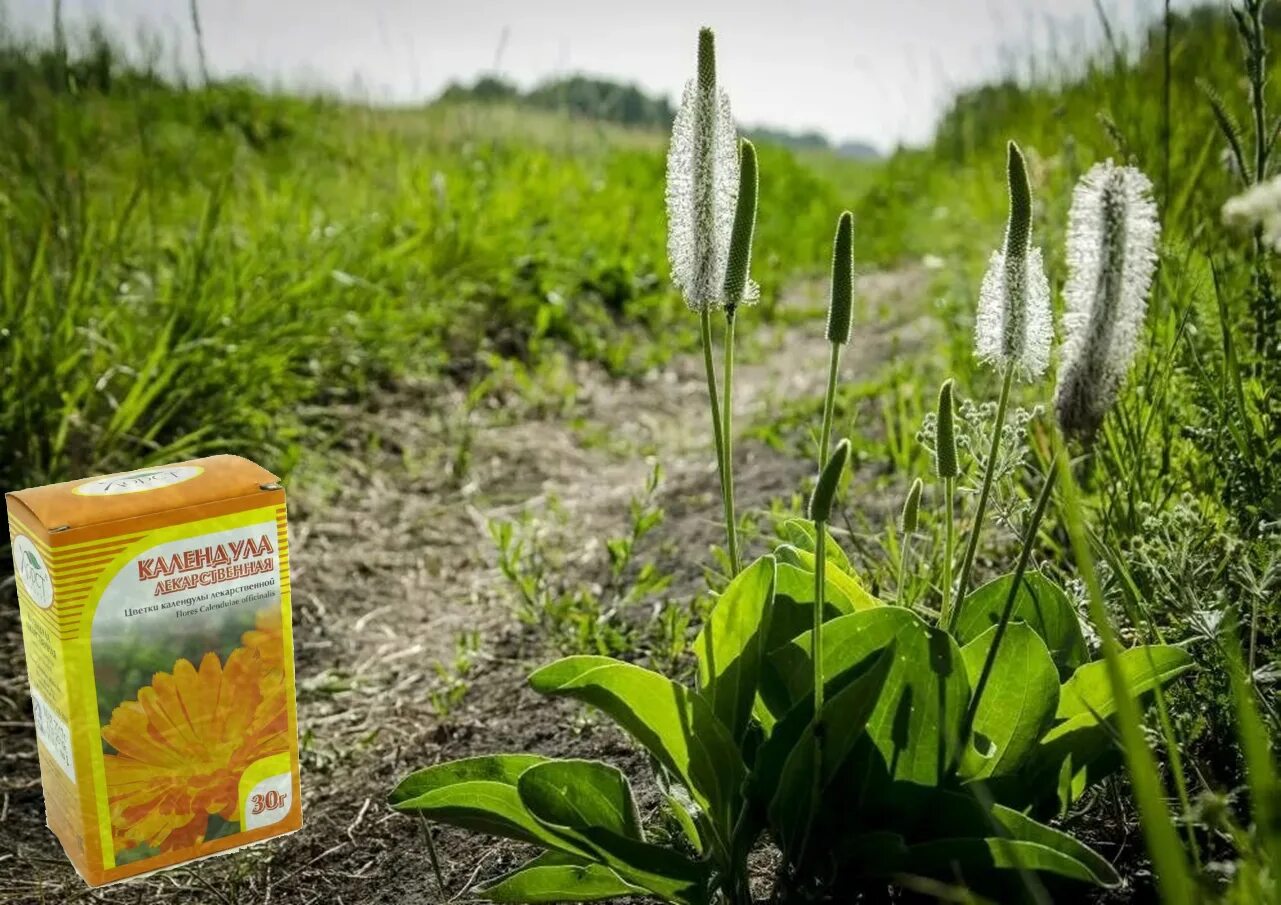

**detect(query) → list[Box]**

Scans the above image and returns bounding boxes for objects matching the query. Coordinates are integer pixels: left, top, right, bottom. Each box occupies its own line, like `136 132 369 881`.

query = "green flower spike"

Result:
897 477 924 606
722 139 759 314
818 211 854 466
936 379 959 628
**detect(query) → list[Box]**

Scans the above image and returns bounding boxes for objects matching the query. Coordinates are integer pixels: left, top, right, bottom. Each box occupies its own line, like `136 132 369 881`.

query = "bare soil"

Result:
0 270 932 905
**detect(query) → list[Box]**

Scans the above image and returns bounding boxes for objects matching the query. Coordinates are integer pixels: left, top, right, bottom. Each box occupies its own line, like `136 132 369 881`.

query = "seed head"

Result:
827 211 854 345
1055 161 1160 442
722 139 760 312
901 477 923 535
666 28 741 312
1222 174 1281 251
934 379 958 479
809 438 851 523
975 142 1052 380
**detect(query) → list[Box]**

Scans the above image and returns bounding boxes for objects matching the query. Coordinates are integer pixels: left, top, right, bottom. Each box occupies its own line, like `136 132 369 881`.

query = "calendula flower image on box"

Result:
241 607 284 672
102 646 289 856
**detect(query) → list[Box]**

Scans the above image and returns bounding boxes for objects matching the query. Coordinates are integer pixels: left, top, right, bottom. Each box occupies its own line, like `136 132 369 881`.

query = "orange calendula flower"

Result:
241 607 284 672
102 647 289 854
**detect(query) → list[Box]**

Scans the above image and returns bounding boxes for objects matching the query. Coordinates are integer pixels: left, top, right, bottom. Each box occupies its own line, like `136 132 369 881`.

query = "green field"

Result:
0 4 1278 904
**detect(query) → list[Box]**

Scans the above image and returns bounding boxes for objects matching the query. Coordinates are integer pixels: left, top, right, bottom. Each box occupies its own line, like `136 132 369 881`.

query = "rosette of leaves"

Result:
391 523 1191 902
757 530 1193 898
775 527 1192 795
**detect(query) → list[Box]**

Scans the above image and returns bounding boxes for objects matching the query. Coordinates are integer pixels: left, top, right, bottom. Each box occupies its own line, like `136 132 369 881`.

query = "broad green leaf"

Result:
478 852 644 903
1046 645 1194 740
996 644 1189 814
517 759 642 839
833 791 1117 887
996 645 1194 815
959 623 1060 780
388 754 575 853
902 836 1117 887
991 804 1120 887
775 544 880 611
694 555 776 745
766 645 896 854
779 518 853 572
519 760 709 904
988 718 1121 817
390 753 547 807
764 561 856 650
954 571 1088 676
771 608 969 786
529 657 745 837
756 557 877 723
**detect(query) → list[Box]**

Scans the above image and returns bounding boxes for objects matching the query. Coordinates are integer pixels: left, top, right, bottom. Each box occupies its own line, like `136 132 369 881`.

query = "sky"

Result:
17 0 1193 151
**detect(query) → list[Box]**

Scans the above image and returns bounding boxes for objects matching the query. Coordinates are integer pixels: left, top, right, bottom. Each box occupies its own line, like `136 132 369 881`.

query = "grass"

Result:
0 31 867 495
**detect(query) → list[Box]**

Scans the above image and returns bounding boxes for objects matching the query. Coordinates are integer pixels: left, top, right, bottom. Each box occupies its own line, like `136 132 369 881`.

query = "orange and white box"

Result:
6 456 302 886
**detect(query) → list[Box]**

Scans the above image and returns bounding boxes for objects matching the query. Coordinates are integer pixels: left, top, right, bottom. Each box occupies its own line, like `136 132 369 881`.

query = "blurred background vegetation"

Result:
0 9 879 493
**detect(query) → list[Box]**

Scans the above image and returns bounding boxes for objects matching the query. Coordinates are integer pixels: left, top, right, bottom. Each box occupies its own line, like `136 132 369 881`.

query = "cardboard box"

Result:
6 456 302 886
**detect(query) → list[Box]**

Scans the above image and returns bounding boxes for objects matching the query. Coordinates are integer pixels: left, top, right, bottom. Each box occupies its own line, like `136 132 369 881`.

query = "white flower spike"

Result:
1222 175 1281 251
665 28 741 312
975 142 1052 381
1055 161 1161 441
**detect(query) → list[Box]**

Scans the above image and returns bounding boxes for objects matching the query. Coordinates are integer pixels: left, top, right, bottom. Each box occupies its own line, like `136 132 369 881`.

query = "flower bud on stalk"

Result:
809 438 851 525
935 379 959 627
818 212 854 466
934 379 958 479
722 139 760 315
897 477 924 605
901 478 923 536
665 28 750 573
827 212 854 345
954 141 1048 618
714 138 759 575
975 142 1052 381
666 28 740 312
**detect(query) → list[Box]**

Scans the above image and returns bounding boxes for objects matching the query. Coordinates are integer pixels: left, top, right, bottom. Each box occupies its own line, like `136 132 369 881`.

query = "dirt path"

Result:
0 269 930 905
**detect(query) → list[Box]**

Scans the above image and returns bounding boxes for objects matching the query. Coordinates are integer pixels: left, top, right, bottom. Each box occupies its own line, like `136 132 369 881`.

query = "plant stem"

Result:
701 309 732 561
814 523 827 712
722 309 741 577
940 476 956 627
897 535 912 607
960 453 1058 750
792 520 831 885
418 814 447 897
953 364 1014 627
818 342 842 466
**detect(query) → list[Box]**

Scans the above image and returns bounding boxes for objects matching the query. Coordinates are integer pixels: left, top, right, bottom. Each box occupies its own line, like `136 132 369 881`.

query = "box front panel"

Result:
60 501 301 884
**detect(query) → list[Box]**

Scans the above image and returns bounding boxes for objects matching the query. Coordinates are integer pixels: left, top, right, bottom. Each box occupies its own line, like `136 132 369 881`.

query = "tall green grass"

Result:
0 28 870 492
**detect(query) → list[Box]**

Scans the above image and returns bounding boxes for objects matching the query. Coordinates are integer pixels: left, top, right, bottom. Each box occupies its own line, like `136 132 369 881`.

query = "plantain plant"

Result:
391 31 1193 905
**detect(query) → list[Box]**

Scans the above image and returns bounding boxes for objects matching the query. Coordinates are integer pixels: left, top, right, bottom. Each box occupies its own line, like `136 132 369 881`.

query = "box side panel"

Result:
6 505 94 881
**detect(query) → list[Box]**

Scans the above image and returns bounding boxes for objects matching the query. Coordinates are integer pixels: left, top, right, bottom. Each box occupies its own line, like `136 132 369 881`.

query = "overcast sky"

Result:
17 0 1193 151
